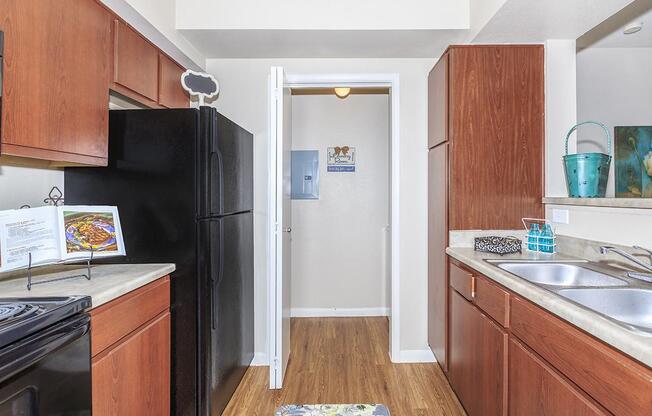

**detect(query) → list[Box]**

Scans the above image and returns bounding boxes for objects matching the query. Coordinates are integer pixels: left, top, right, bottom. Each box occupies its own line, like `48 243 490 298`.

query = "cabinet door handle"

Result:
471 276 476 300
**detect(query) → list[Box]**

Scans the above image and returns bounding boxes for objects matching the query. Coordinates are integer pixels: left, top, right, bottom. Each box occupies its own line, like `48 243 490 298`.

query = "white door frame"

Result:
268 72 401 366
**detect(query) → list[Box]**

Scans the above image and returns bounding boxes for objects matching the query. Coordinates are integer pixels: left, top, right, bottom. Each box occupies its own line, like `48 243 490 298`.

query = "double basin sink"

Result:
486 260 652 334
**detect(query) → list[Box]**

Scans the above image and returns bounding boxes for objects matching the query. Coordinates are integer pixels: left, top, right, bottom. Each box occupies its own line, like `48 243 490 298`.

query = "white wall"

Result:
204 58 435 360
576 47 652 197
290 94 389 316
177 0 469 31
547 204 652 247
467 0 507 41
0 165 63 210
545 39 577 197
101 0 205 69
545 41 652 248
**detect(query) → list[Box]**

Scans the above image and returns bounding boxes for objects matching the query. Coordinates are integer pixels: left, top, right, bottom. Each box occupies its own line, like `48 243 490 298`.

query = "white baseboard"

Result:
291 307 390 318
250 352 268 366
251 349 434 366
396 349 436 363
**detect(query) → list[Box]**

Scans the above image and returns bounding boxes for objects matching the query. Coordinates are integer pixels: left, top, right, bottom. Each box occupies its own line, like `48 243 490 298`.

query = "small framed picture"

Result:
327 146 356 172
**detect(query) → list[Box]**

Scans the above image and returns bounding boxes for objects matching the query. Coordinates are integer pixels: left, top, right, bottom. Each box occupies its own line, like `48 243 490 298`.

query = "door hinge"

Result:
273 356 280 370
274 222 280 234
273 87 281 101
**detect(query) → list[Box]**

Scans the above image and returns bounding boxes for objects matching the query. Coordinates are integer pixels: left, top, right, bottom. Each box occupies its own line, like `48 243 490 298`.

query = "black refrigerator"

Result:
64 107 254 416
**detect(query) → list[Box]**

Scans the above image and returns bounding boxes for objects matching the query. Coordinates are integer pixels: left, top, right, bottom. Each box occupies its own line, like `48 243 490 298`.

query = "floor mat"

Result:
275 404 390 416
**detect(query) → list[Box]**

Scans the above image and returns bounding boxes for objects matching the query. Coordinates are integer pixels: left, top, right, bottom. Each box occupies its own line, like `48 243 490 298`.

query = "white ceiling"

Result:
578 0 652 48
473 0 636 43
175 0 469 31
179 29 468 59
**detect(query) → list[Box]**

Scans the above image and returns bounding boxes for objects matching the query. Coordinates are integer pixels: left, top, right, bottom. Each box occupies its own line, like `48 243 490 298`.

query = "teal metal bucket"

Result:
563 121 612 198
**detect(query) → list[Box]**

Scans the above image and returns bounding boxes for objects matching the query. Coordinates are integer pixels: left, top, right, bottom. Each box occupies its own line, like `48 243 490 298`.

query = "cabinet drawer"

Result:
450 262 473 301
510 296 652 415
509 337 608 416
474 275 509 327
90 276 170 356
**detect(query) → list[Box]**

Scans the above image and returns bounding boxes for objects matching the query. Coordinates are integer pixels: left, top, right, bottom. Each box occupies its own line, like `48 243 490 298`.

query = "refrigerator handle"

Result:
210 283 216 331
210 147 225 216
211 218 224 331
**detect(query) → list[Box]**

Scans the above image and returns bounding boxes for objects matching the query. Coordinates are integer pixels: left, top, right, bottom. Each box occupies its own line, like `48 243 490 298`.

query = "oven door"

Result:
0 314 91 416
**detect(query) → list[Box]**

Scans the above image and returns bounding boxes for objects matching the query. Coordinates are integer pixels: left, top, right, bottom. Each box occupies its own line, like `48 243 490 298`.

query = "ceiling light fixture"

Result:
623 22 643 34
334 87 351 99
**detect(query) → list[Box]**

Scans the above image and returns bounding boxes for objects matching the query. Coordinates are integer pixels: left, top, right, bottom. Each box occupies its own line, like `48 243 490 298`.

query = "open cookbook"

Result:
0 205 126 273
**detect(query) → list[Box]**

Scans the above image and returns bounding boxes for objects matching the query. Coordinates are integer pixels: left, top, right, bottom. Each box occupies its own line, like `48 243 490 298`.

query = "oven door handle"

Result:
0 314 90 383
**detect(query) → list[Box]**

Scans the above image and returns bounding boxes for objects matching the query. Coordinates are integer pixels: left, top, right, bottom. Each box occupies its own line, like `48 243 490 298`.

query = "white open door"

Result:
269 66 292 389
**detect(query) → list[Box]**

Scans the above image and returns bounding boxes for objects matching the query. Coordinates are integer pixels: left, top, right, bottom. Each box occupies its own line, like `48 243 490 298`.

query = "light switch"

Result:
552 208 569 224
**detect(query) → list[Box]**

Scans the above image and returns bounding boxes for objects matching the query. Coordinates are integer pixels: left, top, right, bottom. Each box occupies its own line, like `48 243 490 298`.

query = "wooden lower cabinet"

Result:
508 337 607 416
90 277 171 416
449 289 506 416
93 312 171 416
445 259 652 416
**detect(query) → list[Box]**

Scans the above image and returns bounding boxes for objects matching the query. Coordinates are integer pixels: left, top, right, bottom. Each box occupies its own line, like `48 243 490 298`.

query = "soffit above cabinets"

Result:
473 0 636 43
578 0 652 48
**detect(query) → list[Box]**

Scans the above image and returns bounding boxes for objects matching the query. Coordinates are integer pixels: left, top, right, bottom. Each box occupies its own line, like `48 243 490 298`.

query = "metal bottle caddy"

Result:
522 218 556 254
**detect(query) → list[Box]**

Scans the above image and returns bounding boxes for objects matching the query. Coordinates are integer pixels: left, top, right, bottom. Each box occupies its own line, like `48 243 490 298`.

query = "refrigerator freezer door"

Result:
65 109 200 264
198 107 254 217
198 212 254 416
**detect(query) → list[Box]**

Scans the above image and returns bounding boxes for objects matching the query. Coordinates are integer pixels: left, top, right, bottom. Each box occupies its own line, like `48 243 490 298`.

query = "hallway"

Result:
223 318 465 415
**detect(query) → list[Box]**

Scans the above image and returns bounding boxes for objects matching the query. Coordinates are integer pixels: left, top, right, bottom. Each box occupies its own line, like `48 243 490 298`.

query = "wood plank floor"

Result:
223 317 465 415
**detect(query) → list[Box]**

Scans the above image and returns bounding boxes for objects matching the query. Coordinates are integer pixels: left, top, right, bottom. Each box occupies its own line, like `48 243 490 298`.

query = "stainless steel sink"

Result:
490 262 627 287
557 288 652 332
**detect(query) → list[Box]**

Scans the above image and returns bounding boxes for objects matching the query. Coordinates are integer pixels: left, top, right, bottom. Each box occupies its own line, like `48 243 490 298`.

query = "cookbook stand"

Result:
25 249 94 291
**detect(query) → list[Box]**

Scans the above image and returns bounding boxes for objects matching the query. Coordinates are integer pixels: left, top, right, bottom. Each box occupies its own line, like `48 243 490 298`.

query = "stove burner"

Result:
0 303 36 323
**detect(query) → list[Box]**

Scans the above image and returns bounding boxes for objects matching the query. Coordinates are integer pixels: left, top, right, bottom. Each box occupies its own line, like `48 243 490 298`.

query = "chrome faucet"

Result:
600 246 652 283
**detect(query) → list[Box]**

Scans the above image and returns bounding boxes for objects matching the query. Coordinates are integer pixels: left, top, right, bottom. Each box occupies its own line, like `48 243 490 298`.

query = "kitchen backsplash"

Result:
0 164 64 210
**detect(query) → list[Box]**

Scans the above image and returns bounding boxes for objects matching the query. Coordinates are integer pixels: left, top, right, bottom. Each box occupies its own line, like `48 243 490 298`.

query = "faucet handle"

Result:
633 245 652 257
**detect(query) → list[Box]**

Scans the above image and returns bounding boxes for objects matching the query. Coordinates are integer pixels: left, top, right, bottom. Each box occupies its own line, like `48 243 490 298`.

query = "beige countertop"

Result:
446 247 652 368
0 263 175 308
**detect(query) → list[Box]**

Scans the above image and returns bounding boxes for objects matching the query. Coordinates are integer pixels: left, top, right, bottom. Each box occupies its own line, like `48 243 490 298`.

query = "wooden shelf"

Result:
543 197 652 209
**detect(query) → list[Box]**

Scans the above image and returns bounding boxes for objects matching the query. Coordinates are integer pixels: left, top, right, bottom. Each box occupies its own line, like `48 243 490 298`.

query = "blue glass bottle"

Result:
527 224 540 251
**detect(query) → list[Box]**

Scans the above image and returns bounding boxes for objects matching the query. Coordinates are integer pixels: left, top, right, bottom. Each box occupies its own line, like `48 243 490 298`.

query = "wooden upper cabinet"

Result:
113 20 159 105
0 0 112 166
428 52 448 149
158 53 189 108
447 46 545 230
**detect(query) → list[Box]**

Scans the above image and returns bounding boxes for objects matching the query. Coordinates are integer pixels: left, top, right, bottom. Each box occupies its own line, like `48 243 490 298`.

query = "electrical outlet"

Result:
552 208 569 224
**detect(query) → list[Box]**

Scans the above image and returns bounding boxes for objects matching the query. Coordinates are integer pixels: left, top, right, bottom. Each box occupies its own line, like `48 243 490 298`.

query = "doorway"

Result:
289 87 390 321
268 69 401 389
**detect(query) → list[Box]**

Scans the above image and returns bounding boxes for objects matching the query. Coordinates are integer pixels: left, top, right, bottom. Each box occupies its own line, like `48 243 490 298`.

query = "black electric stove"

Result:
0 296 92 415
0 296 91 349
